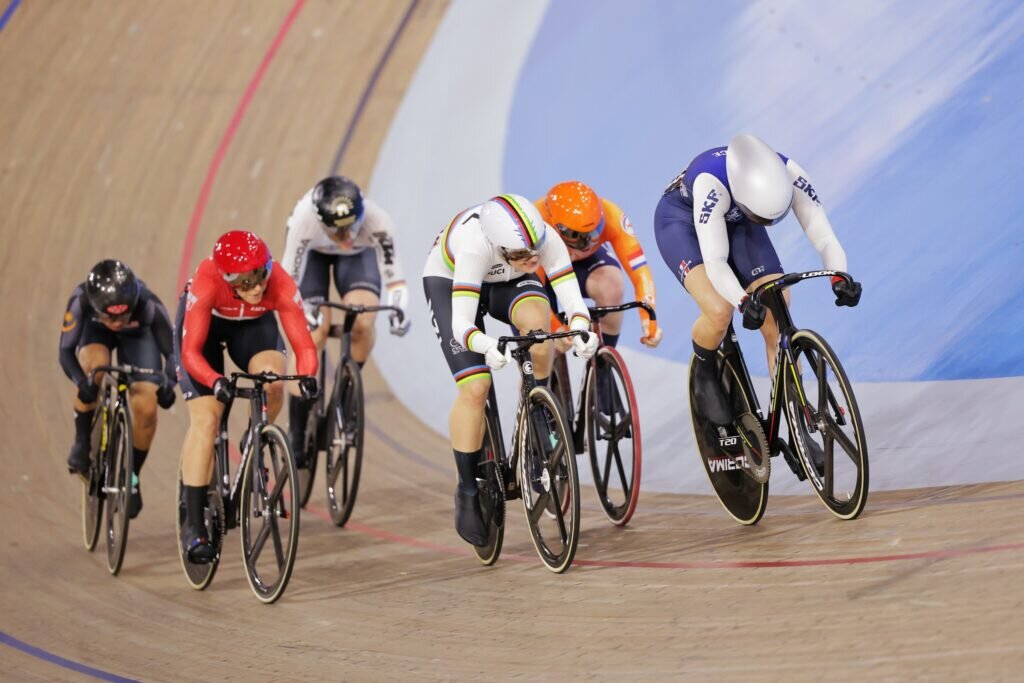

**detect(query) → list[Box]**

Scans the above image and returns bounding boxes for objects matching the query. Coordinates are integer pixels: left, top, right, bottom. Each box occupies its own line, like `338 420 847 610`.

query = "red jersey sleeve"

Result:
268 267 318 377
180 273 220 389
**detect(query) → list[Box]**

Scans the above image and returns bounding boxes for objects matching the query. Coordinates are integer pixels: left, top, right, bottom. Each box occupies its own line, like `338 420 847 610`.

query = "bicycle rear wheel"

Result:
176 459 224 591
297 396 322 509
241 424 300 604
81 398 108 551
689 353 769 526
325 358 364 527
785 329 869 519
473 410 506 566
519 386 580 573
584 346 642 526
105 405 133 575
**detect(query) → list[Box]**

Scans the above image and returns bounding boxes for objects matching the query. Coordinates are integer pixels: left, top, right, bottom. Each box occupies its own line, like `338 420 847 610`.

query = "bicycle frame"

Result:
315 301 403 405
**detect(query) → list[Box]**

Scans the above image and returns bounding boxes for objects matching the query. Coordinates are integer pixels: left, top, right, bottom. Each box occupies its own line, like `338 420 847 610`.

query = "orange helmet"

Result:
542 181 605 250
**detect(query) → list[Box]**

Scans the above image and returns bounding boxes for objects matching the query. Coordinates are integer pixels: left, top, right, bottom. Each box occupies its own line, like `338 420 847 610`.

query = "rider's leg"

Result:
342 288 379 366
68 343 111 472
248 350 287 422
181 396 223 557
746 275 791 375
286 313 327 464
125 380 158 517
509 296 553 381
683 266 735 425
584 264 625 348
450 376 490 492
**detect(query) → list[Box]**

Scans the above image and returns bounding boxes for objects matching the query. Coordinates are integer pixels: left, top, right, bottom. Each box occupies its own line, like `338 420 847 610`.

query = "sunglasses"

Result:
223 263 271 292
555 223 601 250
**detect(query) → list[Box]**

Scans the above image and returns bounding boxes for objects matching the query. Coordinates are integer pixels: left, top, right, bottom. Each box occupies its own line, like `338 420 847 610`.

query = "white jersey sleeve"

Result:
786 159 847 272
281 189 329 287
362 199 406 291
450 228 498 355
538 230 590 329
692 173 749 307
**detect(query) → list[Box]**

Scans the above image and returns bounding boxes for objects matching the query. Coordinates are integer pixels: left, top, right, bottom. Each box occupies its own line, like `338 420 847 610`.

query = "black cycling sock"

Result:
183 485 208 533
357 360 365 370
603 332 620 349
133 448 149 474
73 408 94 442
535 375 548 387
453 449 481 494
692 340 718 364
288 394 310 433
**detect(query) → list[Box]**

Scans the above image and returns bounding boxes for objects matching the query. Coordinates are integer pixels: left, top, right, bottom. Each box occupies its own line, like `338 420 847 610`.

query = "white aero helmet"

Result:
726 133 794 226
479 194 547 261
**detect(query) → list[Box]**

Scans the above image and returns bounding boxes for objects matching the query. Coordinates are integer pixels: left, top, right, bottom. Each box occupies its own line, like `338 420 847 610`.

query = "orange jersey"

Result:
536 197 656 323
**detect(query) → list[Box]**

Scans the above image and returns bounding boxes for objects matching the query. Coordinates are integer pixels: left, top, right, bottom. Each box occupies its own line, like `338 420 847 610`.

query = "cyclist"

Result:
654 133 862 472
422 194 598 546
60 259 177 518
174 230 318 563
280 175 410 464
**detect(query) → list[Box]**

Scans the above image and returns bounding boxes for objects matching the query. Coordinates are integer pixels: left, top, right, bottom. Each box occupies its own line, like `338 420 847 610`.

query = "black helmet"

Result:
86 259 140 317
311 175 364 235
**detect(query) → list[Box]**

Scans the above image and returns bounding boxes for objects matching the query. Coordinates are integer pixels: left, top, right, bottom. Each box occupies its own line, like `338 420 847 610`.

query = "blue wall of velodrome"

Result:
370 0 1024 492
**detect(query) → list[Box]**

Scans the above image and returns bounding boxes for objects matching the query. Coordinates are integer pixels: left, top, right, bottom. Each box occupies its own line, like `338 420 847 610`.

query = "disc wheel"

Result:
325 359 364 527
785 329 869 519
240 424 300 604
104 405 133 575
689 353 769 526
473 413 506 566
81 401 108 552
176 459 224 591
584 346 642 526
519 386 580 573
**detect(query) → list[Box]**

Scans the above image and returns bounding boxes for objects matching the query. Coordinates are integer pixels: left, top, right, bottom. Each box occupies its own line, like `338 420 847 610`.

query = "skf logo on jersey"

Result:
699 189 720 224
794 176 819 204
61 311 77 332
329 197 358 228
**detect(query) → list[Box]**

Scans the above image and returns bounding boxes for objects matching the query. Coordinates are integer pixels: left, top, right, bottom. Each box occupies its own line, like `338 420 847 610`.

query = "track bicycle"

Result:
296 301 404 526
689 270 868 524
81 364 158 576
176 371 308 604
473 328 588 573
550 301 655 526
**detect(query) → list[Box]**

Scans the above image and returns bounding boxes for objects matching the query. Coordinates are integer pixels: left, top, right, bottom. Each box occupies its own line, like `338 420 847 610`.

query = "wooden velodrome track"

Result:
1 2 1021 680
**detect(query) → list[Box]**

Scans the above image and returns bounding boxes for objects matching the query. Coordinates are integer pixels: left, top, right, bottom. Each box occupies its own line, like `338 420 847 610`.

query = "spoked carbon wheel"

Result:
473 415 506 566
104 406 133 575
325 359 364 527
584 346 642 526
689 354 769 526
81 401 108 551
785 329 869 519
176 461 224 591
241 424 300 604
297 398 322 509
519 386 580 573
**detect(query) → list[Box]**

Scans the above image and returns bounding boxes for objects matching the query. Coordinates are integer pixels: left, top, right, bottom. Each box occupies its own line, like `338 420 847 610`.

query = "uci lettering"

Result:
793 176 819 204
699 189 720 224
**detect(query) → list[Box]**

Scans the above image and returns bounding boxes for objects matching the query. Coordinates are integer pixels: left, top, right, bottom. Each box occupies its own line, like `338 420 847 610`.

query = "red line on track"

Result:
176 0 306 292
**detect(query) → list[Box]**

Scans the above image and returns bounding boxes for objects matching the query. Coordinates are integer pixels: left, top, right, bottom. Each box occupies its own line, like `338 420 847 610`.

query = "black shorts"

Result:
422 275 549 385
299 249 381 306
173 289 286 400
78 319 164 385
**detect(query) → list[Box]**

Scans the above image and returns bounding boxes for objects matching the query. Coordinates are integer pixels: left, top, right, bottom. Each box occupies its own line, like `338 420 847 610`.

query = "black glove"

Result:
832 278 862 307
77 381 100 405
212 377 233 404
739 296 766 330
157 383 177 409
298 377 319 404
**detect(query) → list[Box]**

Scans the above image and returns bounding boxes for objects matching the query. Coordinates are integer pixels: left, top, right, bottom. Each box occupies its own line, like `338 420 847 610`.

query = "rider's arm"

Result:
539 230 590 330
365 199 407 299
280 192 317 283
269 270 319 377
450 233 498 354
179 280 221 389
602 200 656 322
143 289 177 387
692 173 749 307
58 289 89 386
786 159 848 272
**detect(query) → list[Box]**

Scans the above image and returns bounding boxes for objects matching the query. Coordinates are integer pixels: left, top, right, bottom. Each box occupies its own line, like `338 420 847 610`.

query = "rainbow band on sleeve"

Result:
463 325 483 349
440 211 464 272
452 282 481 298
547 264 576 287
508 292 549 321
570 313 591 328
454 364 490 385
492 194 541 248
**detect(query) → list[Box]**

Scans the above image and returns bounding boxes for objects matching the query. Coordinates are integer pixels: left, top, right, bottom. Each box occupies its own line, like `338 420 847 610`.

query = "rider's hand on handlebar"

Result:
739 296 766 330
77 381 100 405
485 344 513 371
303 301 324 331
212 377 232 404
157 383 177 409
572 330 598 359
298 376 319 404
389 312 411 337
832 277 862 307
641 319 663 348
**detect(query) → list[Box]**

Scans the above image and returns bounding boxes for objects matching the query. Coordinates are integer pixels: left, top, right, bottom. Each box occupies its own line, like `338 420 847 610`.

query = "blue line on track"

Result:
1 631 140 682
329 0 421 173
0 0 21 32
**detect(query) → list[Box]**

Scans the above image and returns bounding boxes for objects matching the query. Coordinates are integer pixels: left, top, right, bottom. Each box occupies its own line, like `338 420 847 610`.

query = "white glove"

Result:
303 300 324 331
387 285 411 336
484 344 513 371
572 329 598 359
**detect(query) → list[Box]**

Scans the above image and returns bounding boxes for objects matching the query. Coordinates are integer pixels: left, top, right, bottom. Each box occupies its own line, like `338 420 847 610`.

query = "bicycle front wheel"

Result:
785 329 869 519
325 358 364 527
473 409 505 566
297 394 323 509
81 400 108 551
104 405 133 575
176 458 224 591
519 386 580 573
241 424 300 604
584 346 642 526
